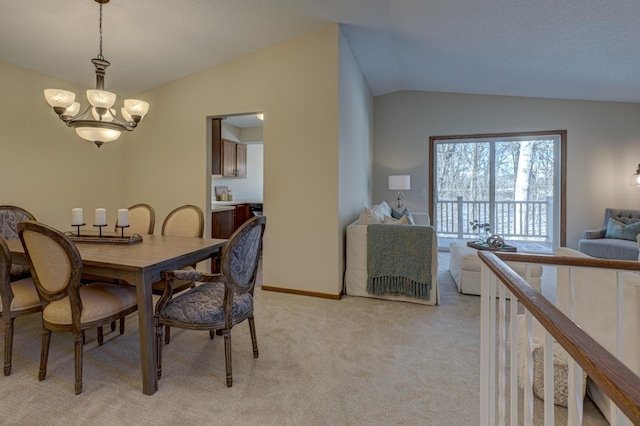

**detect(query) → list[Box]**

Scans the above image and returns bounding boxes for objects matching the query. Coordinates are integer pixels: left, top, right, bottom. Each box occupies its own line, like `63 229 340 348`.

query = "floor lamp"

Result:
388 175 410 209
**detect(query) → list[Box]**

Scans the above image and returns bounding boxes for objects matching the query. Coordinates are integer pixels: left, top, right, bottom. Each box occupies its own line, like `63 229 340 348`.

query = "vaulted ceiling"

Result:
2 0 640 102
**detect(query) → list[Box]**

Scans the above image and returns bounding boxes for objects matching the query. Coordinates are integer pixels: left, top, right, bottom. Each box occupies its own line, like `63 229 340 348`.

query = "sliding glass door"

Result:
429 131 566 253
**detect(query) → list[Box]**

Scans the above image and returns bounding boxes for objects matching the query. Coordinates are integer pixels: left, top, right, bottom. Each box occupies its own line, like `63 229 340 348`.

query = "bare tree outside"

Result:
433 135 558 253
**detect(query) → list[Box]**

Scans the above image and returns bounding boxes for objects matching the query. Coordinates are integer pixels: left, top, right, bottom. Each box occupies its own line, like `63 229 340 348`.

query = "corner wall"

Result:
123 25 344 296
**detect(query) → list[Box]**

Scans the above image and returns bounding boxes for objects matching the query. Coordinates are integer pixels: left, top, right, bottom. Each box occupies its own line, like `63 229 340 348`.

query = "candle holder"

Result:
93 224 107 238
115 224 129 238
72 223 86 237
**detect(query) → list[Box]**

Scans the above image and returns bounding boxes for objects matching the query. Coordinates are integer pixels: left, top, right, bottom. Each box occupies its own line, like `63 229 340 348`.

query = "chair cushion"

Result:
43 283 137 325
578 237 639 260
159 282 253 328
0 278 40 313
604 218 640 241
9 264 31 282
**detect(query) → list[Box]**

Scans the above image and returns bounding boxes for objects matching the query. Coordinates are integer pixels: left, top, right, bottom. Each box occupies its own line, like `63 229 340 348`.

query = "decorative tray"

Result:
64 232 143 245
467 241 516 252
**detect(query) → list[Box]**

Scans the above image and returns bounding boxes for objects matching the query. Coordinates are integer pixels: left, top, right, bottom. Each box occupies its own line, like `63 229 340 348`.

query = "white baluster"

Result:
509 287 518 426
544 332 554 425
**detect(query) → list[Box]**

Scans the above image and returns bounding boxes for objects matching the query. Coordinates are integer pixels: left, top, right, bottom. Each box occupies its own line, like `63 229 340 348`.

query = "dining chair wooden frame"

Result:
160 204 204 237
155 215 266 387
0 205 36 282
154 204 205 343
0 237 41 376
18 220 138 394
115 203 155 235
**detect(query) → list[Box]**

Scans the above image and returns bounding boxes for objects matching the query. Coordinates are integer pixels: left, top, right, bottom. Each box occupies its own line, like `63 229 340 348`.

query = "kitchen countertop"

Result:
211 205 236 212
211 200 262 212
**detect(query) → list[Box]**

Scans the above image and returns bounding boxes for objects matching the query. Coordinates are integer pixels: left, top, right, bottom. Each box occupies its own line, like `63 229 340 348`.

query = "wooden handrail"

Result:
478 251 640 423
494 251 640 271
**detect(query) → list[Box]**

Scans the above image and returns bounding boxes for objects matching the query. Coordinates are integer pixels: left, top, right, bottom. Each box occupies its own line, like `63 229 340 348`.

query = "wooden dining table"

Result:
7 233 227 395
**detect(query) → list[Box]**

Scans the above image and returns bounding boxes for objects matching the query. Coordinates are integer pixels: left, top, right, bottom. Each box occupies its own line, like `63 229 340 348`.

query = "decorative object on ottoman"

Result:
466 241 516 252
486 234 505 250
532 345 587 407
470 220 491 243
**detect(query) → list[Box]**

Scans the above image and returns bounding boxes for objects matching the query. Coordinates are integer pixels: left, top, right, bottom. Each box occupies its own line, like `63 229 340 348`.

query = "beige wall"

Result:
123 25 348 296
0 61 126 229
373 91 640 248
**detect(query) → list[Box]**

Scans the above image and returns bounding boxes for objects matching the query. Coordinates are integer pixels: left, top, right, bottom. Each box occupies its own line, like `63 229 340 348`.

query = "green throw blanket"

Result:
367 224 434 300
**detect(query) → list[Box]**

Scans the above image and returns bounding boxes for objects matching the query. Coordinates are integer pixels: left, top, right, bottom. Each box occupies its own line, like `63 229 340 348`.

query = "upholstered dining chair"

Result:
153 204 205 344
18 220 138 394
0 205 36 282
155 215 266 387
115 203 155 235
0 237 41 376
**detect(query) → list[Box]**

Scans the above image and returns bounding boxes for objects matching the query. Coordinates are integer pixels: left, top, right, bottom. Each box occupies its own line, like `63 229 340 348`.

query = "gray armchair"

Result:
578 208 640 260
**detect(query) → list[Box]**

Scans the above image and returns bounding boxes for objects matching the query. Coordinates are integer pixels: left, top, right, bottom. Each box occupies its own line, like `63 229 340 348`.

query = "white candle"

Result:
71 208 83 226
95 208 107 226
118 208 129 227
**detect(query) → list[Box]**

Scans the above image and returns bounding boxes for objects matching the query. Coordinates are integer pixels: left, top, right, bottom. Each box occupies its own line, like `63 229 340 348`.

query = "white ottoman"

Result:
448 241 542 295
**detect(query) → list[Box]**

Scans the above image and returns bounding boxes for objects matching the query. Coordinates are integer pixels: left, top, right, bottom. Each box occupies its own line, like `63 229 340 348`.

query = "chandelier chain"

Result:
97 2 104 60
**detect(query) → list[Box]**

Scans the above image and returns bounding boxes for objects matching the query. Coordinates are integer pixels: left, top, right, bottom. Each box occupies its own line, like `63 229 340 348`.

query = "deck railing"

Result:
479 252 640 425
435 197 552 241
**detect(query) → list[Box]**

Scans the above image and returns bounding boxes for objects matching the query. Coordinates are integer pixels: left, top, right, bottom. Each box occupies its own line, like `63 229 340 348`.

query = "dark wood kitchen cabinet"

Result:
211 209 234 272
211 118 247 178
233 204 251 229
222 139 246 178
235 143 247 178
211 210 234 239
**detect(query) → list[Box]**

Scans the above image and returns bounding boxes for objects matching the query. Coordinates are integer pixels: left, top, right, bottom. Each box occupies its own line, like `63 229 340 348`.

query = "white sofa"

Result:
344 212 439 305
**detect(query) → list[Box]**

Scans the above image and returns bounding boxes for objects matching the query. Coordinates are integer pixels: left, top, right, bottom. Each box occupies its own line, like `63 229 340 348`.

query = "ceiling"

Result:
224 114 264 129
2 0 640 103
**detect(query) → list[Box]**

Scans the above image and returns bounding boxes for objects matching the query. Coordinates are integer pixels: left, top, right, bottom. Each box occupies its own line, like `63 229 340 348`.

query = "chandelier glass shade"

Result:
43 0 149 147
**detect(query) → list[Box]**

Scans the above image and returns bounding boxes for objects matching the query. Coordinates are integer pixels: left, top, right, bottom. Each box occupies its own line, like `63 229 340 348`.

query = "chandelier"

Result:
43 0 149 147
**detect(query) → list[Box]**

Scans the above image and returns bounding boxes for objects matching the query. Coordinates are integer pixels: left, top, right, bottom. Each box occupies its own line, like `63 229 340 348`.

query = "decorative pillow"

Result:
371 201 392 219
358 207 384 225
604 218 640 241
382 215 409 225
391 207 415 225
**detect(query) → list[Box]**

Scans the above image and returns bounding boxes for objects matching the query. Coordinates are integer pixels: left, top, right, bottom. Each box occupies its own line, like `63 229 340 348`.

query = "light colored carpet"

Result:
0 253 607 425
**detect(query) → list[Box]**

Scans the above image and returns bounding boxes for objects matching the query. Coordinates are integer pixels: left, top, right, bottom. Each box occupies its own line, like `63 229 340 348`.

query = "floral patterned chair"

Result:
154 215 266 387
0 205 36 281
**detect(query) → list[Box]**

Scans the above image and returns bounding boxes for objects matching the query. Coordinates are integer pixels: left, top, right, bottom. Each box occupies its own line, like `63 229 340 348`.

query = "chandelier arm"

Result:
59 104 93 124
67 120 134 133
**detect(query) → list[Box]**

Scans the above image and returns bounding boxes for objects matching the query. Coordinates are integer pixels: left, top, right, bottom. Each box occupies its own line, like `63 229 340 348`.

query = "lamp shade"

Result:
388 175 411 191
75 127 122 143
44 89 75 108
124 99 150 118
87 89 116 109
